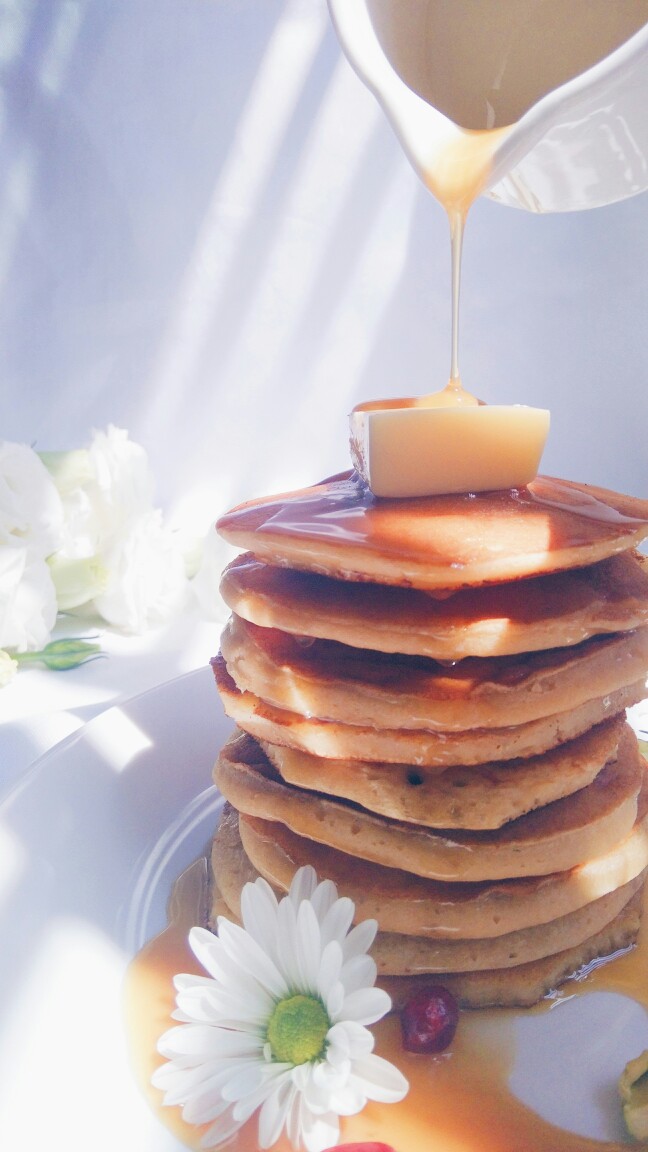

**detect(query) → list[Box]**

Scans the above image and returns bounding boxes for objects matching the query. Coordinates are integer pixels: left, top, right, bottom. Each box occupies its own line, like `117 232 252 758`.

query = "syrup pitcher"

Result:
327 0 648 213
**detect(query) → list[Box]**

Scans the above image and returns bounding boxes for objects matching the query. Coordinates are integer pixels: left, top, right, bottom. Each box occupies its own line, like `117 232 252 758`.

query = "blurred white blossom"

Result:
93 508 187 633
0 425 210 683
0 442 62 653
42 425 154 562
0 440 63 557
89 425 154 518
1 547 59 651
48 554 108 612
43 425 189 634
0 649 17 687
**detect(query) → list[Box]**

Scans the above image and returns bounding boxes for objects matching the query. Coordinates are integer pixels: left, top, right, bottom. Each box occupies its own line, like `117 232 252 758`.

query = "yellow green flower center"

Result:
266 994 330 1065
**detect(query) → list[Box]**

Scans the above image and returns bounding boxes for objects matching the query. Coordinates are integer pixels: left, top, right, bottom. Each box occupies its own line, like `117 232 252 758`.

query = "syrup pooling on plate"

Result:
124 860 648 1152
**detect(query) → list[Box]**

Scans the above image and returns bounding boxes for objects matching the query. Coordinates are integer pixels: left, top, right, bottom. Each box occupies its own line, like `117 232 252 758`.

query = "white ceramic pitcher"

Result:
327 0 648 213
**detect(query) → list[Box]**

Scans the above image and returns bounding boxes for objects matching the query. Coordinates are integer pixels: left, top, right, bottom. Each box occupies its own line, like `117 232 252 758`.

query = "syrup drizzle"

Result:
124 858 648 1152
449 207 464 389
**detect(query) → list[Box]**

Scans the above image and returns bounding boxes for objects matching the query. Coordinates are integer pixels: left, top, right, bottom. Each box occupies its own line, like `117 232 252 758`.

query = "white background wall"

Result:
2 0 647 541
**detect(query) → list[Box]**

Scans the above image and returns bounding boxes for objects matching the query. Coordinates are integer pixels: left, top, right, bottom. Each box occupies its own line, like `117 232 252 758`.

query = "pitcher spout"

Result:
328 0 648 213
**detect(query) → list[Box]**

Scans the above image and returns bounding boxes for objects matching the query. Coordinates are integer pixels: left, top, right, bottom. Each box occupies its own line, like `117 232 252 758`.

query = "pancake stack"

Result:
209 471 648 1008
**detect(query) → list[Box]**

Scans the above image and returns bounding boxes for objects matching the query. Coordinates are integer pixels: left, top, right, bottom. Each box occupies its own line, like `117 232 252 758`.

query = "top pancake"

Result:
216 471 648 590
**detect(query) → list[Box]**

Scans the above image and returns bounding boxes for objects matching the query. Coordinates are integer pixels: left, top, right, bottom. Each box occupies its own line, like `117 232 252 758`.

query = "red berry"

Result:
322 1146 396 1152
400 985 459 1053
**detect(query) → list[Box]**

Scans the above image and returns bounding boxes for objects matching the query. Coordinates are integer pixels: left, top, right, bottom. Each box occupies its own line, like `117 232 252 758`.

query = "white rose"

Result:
43 427 189 632
0 440 63 557
43 426 153 561
0 441 63 654
0 649 17 687
48 553 108 611
89 425 154 531
40 448 98 558
0 544 58 651
93 509 187 633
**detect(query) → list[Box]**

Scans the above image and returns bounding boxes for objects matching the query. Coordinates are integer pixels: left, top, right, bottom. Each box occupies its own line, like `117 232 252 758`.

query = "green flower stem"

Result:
14 637 104 671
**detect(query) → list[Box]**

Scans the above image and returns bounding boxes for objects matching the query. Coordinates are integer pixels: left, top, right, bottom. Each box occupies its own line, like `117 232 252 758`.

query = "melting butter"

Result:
350 395 550 498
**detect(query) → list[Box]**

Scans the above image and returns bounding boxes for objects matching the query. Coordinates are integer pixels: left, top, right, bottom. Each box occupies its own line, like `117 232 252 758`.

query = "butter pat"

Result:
350 398 550 498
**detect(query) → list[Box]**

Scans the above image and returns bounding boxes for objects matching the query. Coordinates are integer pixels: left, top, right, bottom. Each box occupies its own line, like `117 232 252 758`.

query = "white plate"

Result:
1 669 646 1152
0 667 228 1152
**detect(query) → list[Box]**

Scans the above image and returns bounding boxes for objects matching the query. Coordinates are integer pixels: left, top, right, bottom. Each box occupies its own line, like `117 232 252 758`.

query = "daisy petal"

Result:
327 1081 367 1116
183 1061 261 1125
308 877 339 921
232 1063 293 1124
341 986 393 1025
341 918 378 960
320 896 355 949
217 918 289 1000
275 897 303 990
300 1108 340 1152
199 1106 245 1149
317 939 343 1004
349 1053 410 1103
158 1023 262 1061
294 900 323 993
258 1075 298 1148
288 865 319 905
340 953 378 995
152 1056 241 1103
327 1020 375 1060
240 876 280 952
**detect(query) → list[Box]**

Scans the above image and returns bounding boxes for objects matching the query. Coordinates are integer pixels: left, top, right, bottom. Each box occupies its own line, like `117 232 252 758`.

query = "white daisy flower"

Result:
152 866 408 1151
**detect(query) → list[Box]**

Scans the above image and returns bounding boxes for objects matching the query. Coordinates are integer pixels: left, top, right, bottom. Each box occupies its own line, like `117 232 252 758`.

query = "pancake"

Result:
208 855 644 1008
213 654 646 766
216 471 648 590
220 614 648 732
259 717 626 829
231 799 648 938
220 550 648 658
370 880 643 975
214 729 644 881
209 808 645 998
212 466 648 1011
378 890 643 1009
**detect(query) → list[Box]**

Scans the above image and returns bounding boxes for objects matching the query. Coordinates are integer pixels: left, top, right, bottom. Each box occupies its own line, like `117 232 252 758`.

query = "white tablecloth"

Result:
0 605 223 798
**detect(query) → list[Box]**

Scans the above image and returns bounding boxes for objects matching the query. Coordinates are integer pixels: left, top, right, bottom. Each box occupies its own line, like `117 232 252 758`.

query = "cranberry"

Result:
400 984 459 1053
322 1146 396 1152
